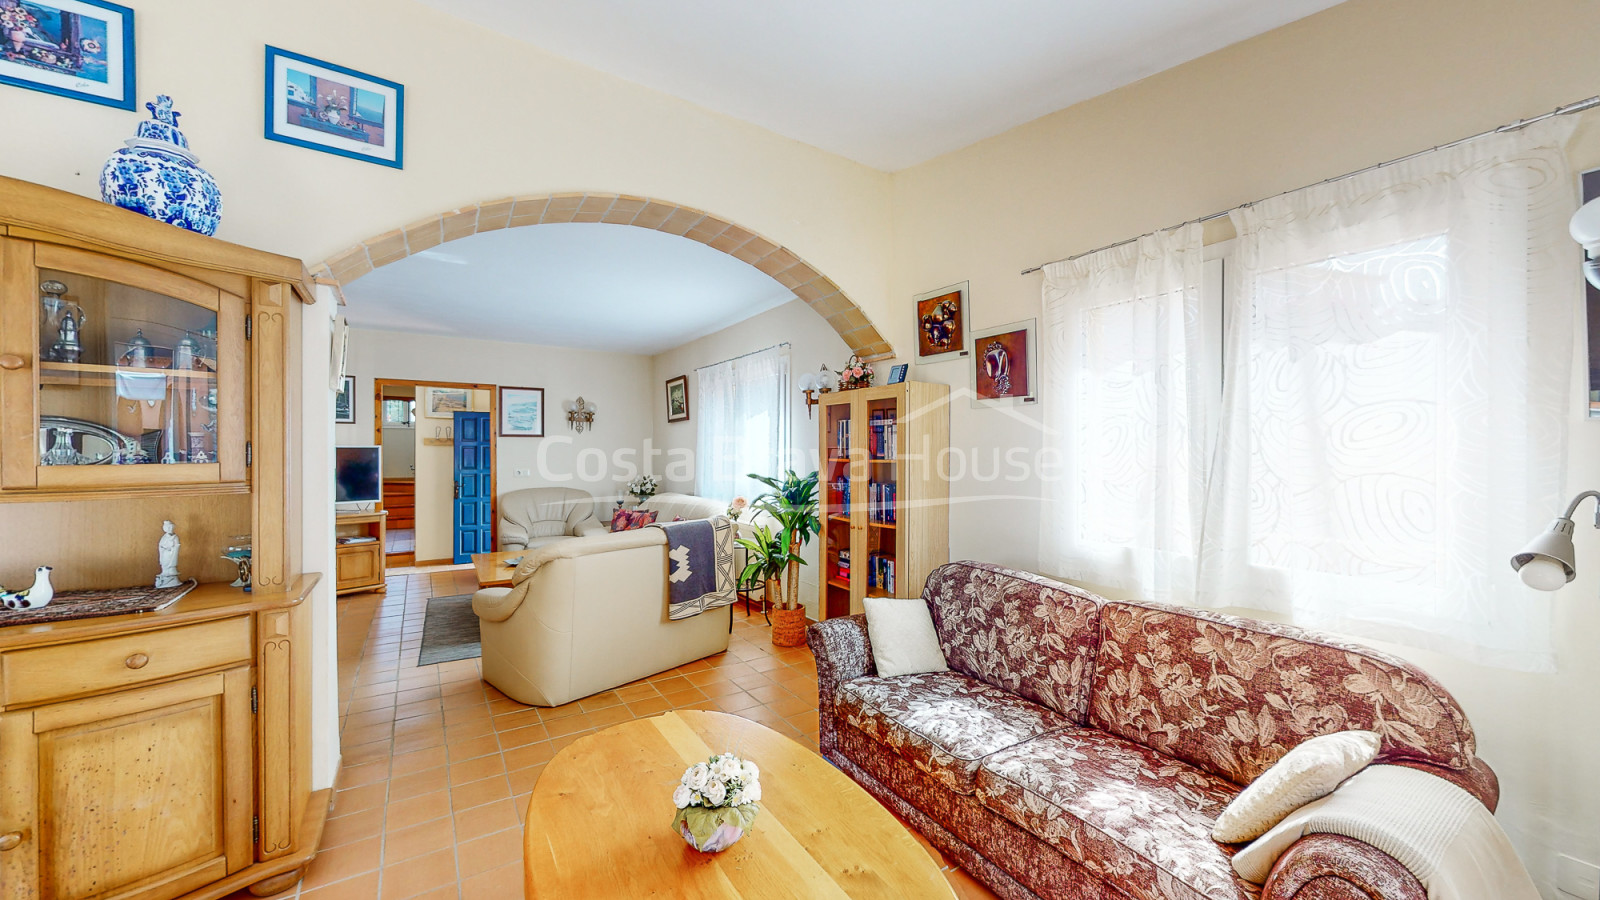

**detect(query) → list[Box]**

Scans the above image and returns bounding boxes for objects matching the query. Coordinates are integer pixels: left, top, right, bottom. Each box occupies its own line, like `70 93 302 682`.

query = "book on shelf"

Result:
867 410 899 460
866 552 896 593
867 481 897 524
837 549 851 581
832 475 851 516
835 418 852 455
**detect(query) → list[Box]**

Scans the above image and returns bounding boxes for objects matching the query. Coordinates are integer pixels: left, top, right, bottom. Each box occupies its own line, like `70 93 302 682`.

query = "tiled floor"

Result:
385 528 415 555
239 563 998 900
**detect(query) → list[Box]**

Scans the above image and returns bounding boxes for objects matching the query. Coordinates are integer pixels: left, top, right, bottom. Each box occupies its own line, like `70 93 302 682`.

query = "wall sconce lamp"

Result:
1510 490 1600 590
797 364 833 419
565 396 596 433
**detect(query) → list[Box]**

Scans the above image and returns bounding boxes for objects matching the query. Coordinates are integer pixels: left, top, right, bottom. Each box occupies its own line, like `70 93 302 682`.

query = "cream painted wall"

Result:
0 0 894 348
650 299 853 619
334 328 655 552
887 0 1600 892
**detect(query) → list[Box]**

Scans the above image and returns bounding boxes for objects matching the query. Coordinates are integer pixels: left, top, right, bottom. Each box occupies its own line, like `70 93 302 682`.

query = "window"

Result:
695 345 790 503
1043 119 1577 671
382 398 415 426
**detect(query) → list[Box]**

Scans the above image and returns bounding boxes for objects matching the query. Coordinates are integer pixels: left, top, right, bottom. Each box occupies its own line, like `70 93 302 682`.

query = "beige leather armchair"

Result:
471 528 731 706
498 487 606 551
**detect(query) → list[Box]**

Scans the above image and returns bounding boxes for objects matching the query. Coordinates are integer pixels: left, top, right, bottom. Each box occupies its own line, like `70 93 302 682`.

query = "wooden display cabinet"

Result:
818 381 950 619
0 175 326 900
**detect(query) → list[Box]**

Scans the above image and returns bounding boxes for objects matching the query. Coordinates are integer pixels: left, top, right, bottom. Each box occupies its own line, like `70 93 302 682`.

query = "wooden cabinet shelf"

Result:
817 383 949 619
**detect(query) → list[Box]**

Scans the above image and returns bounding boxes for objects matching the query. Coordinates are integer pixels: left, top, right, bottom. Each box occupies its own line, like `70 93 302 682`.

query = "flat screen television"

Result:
335 445 382 504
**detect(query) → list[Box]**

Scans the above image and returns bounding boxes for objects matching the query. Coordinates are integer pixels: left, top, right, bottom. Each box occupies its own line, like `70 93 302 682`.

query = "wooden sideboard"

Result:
0 175 325 899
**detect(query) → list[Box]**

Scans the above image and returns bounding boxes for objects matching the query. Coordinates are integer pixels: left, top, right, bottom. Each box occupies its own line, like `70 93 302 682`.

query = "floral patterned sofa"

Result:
807 561 1500 900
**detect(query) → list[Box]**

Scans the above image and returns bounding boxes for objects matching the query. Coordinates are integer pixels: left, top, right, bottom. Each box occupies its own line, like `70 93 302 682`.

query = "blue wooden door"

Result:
453 411 493 564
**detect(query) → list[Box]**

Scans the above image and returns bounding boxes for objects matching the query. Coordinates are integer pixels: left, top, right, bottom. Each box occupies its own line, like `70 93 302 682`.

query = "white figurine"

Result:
156 520 181 588
1 567 55 610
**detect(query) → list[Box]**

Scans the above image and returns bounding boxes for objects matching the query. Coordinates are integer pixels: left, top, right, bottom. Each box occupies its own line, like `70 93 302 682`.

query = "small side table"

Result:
738 584 771 625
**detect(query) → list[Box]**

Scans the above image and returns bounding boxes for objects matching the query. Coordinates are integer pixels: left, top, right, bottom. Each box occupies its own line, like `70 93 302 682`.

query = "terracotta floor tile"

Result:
299 835 381 890
379 847 458 899
450 775 511 811
501 741 555 772
387 766 449 801
449 753 507 785
384 790 452 832
445 734 501 762
625 696 672 717
330 783 388 818
456 826 523 878
453 798 520 843
320 805 384 850
459 861 523 900
382 816 456 863
299 870 380 900
495 722 548 748
543 712 594 738
389 746 449 776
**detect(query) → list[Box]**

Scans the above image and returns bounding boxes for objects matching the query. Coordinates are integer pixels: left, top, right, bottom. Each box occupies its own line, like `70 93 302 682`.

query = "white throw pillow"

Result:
1212 730 1382 843
862 596 949 677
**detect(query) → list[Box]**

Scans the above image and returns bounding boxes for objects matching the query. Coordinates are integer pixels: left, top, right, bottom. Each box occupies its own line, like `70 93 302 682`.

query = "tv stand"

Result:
335 510 387 595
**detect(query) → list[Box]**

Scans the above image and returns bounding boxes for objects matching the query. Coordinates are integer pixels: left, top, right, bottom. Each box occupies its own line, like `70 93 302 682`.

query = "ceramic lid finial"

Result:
147 94 180 126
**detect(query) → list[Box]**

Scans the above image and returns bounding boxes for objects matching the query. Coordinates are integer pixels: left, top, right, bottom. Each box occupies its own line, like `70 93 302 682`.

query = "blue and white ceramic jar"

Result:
100 96 223 236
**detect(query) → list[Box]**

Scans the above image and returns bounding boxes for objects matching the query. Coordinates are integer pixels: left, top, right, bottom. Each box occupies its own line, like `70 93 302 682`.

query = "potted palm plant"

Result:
748 470 820 647
735 524 791 623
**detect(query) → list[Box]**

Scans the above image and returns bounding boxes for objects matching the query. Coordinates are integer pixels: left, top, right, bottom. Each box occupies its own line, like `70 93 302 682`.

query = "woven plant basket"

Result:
770 605 808 647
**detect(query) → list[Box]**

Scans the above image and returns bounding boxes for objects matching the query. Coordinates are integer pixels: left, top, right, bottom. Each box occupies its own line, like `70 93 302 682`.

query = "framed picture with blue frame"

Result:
264 46 404 168
0 0 135 110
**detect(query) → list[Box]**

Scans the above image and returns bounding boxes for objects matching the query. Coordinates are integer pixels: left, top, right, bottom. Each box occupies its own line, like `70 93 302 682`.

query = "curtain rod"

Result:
694 342 790 372
1020 95 1600 276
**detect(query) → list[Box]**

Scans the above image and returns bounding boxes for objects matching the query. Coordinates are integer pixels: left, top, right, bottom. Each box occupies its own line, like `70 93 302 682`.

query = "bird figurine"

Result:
1 567 55 611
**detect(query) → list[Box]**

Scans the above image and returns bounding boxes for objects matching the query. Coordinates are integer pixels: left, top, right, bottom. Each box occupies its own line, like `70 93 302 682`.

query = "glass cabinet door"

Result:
6 242 246 490
820 396 857 619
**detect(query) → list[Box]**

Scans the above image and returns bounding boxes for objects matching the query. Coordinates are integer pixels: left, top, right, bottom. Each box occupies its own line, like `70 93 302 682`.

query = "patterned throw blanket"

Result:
651 516 736 620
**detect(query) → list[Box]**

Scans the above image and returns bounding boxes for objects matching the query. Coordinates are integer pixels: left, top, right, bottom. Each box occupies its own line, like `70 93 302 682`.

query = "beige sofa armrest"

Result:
471 587 518 623
574 519 609 538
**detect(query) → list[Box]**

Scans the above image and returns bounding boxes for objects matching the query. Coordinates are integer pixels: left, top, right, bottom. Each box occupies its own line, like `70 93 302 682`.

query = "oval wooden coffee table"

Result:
524 709 956 899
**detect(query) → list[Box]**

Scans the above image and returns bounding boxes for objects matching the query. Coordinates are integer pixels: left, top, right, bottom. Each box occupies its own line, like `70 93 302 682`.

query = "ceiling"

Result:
341 224 797 355
416 0 1346 170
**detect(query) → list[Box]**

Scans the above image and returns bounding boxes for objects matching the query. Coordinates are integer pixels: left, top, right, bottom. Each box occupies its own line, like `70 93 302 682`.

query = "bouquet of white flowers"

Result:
670 752 762 852
627 474 660 501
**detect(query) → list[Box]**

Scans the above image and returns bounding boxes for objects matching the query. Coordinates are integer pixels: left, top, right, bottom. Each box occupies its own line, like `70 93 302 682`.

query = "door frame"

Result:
371 378 498 566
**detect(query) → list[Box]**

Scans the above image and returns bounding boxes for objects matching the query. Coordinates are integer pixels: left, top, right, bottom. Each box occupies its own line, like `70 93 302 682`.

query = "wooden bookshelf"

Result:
817 381 950 619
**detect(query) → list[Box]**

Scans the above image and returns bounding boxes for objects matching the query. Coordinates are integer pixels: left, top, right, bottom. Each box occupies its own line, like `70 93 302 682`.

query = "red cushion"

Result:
609 508 659 532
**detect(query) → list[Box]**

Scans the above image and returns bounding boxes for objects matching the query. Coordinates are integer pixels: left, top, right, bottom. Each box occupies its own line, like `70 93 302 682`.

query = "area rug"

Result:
417 593 481 666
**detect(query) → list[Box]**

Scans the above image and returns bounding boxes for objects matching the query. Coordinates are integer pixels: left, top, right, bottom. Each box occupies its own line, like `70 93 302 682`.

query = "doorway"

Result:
372 378 498 567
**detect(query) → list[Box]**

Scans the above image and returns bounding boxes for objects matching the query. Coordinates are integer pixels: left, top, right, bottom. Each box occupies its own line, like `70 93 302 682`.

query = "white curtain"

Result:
1197 118 1578 672
1040 223 1210 603
696 345 790 504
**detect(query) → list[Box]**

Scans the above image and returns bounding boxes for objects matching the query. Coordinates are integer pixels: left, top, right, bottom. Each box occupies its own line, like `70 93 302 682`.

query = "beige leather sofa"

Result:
498 487 607 551
471 528 731 706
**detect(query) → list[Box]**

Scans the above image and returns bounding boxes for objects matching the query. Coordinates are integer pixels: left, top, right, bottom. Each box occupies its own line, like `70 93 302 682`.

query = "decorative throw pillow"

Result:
862 596 949 677
1212 730 1382 843
609 508 660 532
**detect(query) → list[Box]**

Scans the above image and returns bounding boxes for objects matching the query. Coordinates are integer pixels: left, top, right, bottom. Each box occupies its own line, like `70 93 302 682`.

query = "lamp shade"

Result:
1510 517 1577 590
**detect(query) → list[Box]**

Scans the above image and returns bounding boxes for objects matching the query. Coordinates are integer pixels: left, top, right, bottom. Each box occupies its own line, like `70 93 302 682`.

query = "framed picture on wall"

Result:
0 0 135 110
971 319 1036 405
913 281 969 363
264 45 404 168
423 386 469 418
887 364 909 384
334 375 355 423
665 374 690 423
498 386 545 437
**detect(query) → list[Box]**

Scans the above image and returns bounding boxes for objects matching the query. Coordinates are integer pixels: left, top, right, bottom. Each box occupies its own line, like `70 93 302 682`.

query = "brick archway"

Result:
312 192 892 360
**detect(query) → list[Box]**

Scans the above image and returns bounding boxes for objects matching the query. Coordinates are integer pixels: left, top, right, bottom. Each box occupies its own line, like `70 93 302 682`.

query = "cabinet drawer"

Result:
1 616 252 707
